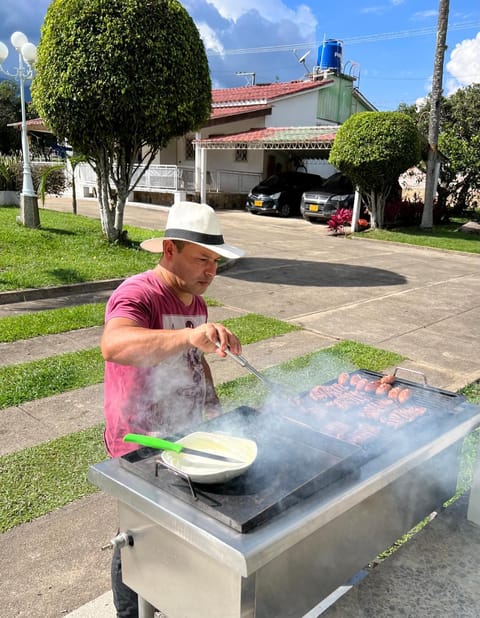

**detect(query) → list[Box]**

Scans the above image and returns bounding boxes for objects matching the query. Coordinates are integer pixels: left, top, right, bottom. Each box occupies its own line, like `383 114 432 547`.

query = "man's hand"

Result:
187 322 242 357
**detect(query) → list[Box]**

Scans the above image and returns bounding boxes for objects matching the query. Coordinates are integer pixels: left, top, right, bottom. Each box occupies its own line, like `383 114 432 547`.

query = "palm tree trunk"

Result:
421 0 450 229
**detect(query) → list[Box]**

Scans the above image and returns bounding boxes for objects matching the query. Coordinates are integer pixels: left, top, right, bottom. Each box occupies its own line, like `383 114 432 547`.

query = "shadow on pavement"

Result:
223 257 407 287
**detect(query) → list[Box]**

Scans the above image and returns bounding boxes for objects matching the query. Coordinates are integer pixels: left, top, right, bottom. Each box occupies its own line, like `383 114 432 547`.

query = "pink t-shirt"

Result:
103 270 208 457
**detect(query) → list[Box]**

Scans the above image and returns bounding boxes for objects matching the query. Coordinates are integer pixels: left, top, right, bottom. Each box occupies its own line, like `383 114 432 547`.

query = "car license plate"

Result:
309 204 319 212
254 200 263 207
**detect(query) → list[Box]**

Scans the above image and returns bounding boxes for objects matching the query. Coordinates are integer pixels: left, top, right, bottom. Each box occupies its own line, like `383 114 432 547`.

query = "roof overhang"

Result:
204 104 272 128
7 118 53 134
352 88 378 112
194 125 339 150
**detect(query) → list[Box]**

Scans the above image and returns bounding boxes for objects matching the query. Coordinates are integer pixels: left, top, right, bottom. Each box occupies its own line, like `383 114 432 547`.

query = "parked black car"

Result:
246 171 324 217
300 172 368 223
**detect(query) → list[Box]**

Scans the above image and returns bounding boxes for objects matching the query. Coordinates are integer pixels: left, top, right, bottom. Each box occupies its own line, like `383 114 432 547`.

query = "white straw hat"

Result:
140 201 245 259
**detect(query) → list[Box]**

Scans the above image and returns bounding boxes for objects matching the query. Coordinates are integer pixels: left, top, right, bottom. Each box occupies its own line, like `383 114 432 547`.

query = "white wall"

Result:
265 90 318 127
196 117 268 177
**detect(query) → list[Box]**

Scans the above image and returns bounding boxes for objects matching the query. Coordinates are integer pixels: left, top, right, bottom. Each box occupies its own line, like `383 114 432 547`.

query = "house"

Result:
124 68 376 208
17 41 377 207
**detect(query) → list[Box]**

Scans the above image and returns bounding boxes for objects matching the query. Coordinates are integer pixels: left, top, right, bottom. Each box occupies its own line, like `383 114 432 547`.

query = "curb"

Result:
0 259 237 306
0 279 124 305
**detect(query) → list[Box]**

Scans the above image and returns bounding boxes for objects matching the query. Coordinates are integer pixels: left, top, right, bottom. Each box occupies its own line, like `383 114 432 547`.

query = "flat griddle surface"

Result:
120 407 360 532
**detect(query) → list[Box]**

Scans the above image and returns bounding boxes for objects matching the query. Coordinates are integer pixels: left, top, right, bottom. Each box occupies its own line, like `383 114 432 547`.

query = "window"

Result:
235 148 248 162
185 136 195 160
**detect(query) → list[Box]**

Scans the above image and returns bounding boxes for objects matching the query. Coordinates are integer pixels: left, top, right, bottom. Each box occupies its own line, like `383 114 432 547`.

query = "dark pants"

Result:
111 544 139 618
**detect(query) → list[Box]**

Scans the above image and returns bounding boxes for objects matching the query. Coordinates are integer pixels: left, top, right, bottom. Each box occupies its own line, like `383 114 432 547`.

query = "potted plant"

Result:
0 155 22 205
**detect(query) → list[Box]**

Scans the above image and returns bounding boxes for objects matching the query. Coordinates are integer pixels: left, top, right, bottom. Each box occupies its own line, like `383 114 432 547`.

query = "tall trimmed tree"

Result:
32 0 211 242
0 81 21 155
329 112 421 229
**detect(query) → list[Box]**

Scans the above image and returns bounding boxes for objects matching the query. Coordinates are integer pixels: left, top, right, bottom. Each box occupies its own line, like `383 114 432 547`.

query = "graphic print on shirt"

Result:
142 313 207 435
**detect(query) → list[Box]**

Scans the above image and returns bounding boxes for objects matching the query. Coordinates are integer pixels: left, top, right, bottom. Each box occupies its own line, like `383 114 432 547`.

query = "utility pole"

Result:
421 0 449 230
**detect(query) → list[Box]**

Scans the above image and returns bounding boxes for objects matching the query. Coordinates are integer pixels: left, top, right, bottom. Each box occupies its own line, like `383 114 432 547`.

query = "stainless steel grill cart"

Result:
90 374 480 618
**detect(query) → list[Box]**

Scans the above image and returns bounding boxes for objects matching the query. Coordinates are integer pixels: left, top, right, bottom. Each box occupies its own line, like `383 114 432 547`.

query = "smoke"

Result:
124 349 208 440
121 337 469 535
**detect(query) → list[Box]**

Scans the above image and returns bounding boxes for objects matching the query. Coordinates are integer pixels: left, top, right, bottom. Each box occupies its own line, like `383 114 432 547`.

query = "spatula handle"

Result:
123 433 183 453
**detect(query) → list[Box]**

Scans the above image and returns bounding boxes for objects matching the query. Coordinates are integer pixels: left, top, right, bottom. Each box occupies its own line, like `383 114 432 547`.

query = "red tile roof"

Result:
196 126 338 150
212 79 332 106
210 104 271 120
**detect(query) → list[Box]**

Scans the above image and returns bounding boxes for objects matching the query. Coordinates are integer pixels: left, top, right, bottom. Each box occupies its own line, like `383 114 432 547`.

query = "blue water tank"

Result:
317 39 343 72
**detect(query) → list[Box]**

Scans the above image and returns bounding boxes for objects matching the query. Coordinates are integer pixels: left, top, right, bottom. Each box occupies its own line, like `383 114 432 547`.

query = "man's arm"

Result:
101 317 242 367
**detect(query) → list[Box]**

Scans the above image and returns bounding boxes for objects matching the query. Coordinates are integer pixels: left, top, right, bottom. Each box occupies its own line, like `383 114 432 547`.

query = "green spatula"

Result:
123 433 243 464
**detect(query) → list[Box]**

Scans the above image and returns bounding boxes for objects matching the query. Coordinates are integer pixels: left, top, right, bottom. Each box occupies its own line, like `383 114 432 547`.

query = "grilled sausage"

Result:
349 373 363 386
376 383 392 396
388 387 402 400
364 380 381 393
380 374 395 385
398 388 412 404
355 378 368 391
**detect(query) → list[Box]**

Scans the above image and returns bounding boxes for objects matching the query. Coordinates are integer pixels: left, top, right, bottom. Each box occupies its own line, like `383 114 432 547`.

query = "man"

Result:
101 201 244 617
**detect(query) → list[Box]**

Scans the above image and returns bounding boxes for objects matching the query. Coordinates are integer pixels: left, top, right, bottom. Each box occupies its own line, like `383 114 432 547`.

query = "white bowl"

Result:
161 431 257 484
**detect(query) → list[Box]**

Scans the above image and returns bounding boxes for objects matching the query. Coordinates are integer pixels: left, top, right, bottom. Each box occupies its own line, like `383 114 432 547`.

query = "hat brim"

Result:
140 236 245 260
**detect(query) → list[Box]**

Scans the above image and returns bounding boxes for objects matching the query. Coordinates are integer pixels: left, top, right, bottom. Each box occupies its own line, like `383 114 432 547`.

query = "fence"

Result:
75 163 262 199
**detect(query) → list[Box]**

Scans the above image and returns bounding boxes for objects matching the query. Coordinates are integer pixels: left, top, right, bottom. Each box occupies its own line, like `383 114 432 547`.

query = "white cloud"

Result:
205 0 315 31
196 0 318 86
197 21 225 55
446 32 480 93
360 6 386 15
361 1 405 15
411 10 437 20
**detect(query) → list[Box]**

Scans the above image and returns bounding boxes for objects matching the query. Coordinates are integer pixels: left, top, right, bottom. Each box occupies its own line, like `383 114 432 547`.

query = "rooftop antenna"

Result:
235 71 256 86
293 49 312 76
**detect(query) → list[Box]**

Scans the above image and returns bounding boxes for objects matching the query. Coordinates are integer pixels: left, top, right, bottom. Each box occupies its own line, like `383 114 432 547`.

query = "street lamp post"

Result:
0 31 40 228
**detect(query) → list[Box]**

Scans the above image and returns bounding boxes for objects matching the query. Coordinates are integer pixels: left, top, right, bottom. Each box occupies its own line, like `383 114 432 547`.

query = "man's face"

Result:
167 241 221 296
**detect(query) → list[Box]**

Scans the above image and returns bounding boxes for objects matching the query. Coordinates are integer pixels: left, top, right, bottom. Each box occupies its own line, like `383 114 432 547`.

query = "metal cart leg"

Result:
467 439 480 525
138 595 156 618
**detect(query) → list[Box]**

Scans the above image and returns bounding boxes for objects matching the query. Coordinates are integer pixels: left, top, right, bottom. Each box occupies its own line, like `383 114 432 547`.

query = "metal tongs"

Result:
215 341 294 398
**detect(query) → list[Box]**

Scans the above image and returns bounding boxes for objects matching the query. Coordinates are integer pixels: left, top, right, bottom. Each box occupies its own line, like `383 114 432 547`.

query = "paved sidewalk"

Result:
2 197 480 617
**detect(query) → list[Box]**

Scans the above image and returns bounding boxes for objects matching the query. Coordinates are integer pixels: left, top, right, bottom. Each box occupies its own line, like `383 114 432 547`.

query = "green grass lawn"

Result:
358 219 480 253
0 303 107 343
0 205 159 291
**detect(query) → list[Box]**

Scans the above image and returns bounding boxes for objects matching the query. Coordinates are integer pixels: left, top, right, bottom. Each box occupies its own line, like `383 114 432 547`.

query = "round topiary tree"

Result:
330 111 421 229
32 0 212 242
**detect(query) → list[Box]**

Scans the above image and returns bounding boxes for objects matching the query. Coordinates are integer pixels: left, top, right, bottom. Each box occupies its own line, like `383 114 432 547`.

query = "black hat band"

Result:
165 228 225 246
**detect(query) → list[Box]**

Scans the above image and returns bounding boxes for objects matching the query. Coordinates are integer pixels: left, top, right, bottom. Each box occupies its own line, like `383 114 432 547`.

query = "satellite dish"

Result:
293 49 312 76
298 50 311 64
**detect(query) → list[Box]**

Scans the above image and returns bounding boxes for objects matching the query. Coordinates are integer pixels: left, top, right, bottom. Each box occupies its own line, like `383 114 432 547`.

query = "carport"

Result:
193 125 339 202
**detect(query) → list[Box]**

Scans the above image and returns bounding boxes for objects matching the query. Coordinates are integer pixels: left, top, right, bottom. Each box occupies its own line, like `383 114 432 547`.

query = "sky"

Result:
0 0 479 111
